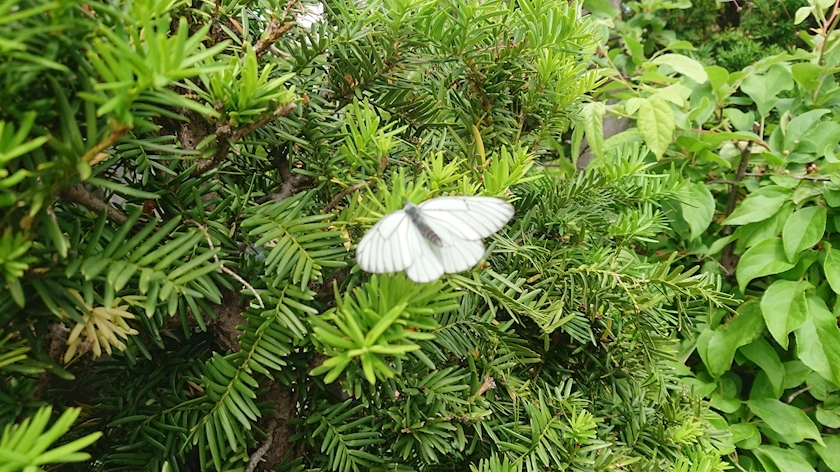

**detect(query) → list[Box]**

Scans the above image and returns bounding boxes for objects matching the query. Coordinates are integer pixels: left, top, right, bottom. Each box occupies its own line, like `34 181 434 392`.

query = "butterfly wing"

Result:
418 196 514 241
420 217 486 274
355 210 414 274
405 222 445 283
357 196 515 282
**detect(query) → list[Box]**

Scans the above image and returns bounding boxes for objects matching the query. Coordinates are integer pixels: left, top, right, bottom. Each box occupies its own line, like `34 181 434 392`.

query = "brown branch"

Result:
255 21 295 59
60 183 129 225
720 145 752 276
195 103 298 175
323 182 368 213
257 173 312 203
233 103 297 142
246 420 278 472
254 0 300 59
81 126 130 164
743 172 830 181
213 0 222 23
323 154 388 213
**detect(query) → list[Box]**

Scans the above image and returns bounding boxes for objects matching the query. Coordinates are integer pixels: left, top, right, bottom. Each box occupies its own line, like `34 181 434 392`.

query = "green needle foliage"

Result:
1 0 734 470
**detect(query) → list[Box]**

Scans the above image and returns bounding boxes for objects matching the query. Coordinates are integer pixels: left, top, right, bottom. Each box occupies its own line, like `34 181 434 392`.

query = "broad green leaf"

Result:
792 181 824 204
815 434 840 471
723 108 754 132
653 83 692 106
740 338 784 397
623 35 645 66
784 109 829 152
707 66 730 98
696 131 761 147
760 279 809 348
735 202 793 253
651 53 709 83
784 360 812 389
821 244 840 294
782 206 825 261
581 102 605 160
802 121 840 159
755 445 817 472
794 6 812 24
746 398 824 445
625 97 645 116
636 96 674 158
730 423 761 449
688 83 715 124
723 186 792 226
583 0 618 17
817 404 840 428
740 64 794 117
680 182 715 240
791 62 822 89
737 237 798 292
698 301 765 377
795 295 840 386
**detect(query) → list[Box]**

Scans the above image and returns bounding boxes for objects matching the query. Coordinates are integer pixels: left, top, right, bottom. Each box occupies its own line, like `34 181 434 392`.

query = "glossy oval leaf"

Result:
651 53 709 83
814 434 840 472
746 398 824 445
681 182 715 240
636 97 674 158
759 279 809 349
699 300 765 377
754 445 818 472
782 205 825 261
795 295 840 386
724 186 792 226
740 338 784 398
822 244 840 294
737 237 798 292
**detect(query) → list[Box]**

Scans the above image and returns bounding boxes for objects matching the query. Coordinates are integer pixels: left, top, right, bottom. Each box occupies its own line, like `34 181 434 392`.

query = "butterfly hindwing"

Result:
421 216 486 273
405 221 445 283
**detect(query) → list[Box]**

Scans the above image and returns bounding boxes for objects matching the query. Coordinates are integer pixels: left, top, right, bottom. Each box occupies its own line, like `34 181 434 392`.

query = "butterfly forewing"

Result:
356 210 413 274
418 197 514 240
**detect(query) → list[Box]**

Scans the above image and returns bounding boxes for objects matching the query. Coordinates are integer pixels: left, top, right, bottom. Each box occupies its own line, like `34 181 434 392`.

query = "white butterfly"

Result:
356 196 514 283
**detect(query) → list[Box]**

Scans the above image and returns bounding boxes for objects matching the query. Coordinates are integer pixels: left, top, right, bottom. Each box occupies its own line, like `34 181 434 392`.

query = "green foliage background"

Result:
1 0 738 471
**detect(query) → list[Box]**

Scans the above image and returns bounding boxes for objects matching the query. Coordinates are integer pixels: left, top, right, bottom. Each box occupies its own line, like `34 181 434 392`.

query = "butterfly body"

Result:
403 201 443 247
356 196 514 283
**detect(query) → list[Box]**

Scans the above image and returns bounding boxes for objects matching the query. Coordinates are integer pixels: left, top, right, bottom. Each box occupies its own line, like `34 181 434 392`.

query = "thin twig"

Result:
190 220 265 309
60 183 129 225
323 155 389 213
254 0 300 59
213 0 222 23
743 172 830 181
233 103 298 142
323 181 368 213
720 145 752 276
80 126 130 164
246 420 278 472
787 385 811 403
196 103 298 175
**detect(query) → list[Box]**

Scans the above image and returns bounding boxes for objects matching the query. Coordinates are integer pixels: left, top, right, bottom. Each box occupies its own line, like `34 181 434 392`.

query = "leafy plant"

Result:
588 0 840 469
